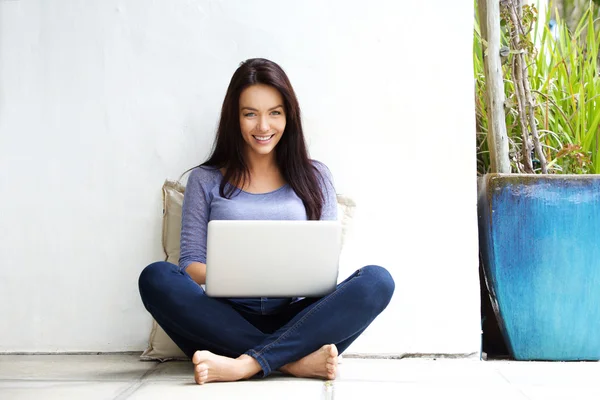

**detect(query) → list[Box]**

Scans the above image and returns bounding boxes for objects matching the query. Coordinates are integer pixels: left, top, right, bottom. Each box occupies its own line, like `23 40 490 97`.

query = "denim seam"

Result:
245 349 271 376
144 301 239 357
254 269 361 358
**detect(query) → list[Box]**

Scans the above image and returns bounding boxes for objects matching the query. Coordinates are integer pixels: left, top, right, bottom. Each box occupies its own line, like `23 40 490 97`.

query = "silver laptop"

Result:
205 220 342 297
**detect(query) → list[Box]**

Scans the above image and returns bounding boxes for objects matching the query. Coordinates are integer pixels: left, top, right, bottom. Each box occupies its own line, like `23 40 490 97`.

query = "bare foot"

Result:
192 351 261 385
280 344 338 380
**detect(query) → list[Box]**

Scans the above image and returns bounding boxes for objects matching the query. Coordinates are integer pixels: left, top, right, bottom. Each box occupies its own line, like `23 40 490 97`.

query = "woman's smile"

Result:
253 134 275 144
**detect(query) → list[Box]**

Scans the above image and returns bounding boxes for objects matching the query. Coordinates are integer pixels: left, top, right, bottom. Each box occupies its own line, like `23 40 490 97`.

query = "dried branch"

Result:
506 13 534 172
503 0 549 173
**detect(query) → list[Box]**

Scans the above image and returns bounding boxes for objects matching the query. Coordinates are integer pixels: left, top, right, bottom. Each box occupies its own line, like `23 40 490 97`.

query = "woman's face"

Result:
239 84 286 159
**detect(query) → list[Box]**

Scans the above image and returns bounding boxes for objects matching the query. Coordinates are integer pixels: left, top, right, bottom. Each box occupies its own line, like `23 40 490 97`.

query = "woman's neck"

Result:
240 150 285 193
245 151 279 176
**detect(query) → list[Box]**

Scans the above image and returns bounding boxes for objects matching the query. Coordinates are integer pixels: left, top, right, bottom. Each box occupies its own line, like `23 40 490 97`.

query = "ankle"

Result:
236 354 262 378
280 363 292 374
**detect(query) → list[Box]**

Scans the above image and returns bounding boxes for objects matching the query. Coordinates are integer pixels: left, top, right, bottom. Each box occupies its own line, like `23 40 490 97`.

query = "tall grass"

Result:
475 1 600 175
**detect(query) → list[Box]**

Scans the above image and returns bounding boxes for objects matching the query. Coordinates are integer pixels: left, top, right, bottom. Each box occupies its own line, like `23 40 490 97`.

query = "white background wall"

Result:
0 0 480 355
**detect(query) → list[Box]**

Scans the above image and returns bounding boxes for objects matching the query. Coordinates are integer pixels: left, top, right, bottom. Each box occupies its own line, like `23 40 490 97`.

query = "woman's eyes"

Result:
243 110 282 117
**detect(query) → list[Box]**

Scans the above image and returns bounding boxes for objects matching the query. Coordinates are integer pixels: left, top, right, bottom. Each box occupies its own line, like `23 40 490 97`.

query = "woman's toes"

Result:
327 359 338 371
196 372 209 384
194 363 209 385
197 366 208 375
192 351 203 365
327 344 338 357
195 363 207 373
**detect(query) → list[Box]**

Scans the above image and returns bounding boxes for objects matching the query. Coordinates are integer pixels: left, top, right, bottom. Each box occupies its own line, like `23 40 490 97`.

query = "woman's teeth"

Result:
254 135 274 142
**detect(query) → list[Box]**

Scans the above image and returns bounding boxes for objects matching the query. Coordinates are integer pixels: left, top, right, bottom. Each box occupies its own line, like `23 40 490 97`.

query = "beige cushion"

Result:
140 179 356 361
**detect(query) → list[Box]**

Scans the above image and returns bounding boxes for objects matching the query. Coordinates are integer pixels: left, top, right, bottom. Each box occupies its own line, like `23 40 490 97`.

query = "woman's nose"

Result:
258 116 270 132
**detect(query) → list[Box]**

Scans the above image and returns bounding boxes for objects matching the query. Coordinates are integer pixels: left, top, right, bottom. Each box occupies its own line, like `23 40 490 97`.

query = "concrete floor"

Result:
0 354 598 399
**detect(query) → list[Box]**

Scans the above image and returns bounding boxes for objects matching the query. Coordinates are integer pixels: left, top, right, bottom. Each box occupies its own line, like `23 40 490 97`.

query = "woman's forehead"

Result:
239 84 283 108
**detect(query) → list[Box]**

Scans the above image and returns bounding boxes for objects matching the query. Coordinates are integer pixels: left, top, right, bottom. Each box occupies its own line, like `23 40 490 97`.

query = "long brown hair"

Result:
202 58 325 220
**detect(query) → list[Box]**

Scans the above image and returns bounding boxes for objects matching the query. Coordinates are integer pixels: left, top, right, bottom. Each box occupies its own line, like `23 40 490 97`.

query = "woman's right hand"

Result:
185 262 207 285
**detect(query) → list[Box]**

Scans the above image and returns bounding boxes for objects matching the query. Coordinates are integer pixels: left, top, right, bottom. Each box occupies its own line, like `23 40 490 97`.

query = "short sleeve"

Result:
178 168 213 268
313 161 338 221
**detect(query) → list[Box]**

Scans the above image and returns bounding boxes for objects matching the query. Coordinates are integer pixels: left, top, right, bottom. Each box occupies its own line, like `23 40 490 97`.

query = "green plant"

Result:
556 0 600 33
475 1 600 175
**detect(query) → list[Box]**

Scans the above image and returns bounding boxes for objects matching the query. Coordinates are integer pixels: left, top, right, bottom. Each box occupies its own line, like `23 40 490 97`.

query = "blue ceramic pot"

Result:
478 174 600 361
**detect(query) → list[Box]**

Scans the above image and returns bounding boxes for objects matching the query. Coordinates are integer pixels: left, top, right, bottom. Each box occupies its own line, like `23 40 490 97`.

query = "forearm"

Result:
185 262 207 285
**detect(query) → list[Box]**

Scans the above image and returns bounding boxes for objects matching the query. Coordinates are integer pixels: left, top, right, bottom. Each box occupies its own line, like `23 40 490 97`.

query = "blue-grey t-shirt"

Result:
179 161 337 314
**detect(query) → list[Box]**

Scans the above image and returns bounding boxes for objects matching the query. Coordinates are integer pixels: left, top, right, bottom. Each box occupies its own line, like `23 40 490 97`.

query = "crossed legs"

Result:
139 262 394 383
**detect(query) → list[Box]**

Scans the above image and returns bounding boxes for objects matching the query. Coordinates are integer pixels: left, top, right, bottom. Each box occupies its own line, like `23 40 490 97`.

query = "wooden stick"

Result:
478 0 511 173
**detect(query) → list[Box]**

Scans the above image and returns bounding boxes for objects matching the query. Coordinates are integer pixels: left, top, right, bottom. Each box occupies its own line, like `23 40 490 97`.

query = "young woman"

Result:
138 58 395 385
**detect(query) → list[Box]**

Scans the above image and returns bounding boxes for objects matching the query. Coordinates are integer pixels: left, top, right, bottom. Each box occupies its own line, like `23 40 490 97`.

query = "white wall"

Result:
0 0 480 355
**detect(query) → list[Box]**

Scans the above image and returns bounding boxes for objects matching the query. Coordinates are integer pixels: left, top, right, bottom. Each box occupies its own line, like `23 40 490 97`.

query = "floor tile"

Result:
128 380 326 400
2 355 597 400
0 380 132 400
332 381 529 400
491 360 600 386
0 354 156 381
143 361 192 381
338 358 506 385
517 384 600 400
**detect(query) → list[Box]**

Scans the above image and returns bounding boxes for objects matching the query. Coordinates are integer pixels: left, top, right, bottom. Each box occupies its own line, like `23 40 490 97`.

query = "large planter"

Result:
478 173 600 360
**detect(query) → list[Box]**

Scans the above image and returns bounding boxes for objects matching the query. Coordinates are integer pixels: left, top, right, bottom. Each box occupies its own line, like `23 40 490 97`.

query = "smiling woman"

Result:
204 58 324 214
137 58 395 385
239 84 286 154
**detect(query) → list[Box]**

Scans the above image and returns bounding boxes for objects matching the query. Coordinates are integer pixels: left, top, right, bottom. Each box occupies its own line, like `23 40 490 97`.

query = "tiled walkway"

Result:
0 354 598 399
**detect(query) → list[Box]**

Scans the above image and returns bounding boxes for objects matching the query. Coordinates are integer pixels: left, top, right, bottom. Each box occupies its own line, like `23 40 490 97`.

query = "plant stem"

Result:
506 6 534 172
504 0 548 173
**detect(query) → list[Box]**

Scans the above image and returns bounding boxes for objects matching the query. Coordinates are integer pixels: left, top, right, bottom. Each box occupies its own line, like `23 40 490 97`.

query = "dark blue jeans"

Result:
138 262 394 377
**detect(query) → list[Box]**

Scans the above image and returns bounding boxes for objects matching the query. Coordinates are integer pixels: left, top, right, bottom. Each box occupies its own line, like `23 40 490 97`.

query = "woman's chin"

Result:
253 148 275 157
246 143 277 157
